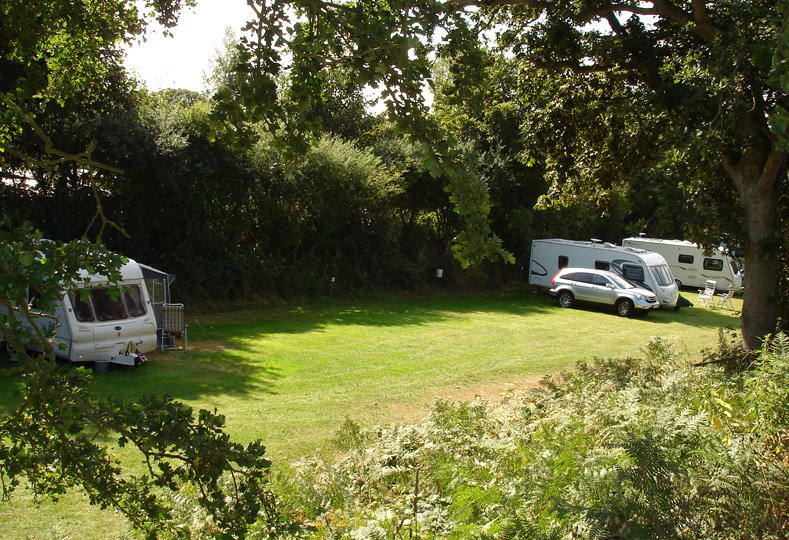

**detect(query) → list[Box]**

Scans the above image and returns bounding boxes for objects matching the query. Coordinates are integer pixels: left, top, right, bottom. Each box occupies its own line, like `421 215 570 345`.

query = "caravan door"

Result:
90 287 130 351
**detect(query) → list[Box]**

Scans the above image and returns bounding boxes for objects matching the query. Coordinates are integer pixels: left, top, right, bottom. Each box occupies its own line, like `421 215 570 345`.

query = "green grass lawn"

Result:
0 289 742 538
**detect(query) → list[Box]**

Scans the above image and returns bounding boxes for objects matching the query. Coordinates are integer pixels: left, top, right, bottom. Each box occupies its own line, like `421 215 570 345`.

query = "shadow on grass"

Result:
0 292 550 408
0 346 283 412
92 348 283 403
0 289 740 409
200 290 556 340
559 300 741 328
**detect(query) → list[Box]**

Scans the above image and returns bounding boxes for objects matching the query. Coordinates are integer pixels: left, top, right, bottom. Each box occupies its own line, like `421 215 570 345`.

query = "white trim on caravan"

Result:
621 237 743 291
21 259 157 368
529 238 680 308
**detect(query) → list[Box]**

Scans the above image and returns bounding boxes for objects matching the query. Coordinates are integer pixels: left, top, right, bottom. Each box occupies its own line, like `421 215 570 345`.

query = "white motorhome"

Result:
622 237 743 291
529 238 680 308
11 259 158 369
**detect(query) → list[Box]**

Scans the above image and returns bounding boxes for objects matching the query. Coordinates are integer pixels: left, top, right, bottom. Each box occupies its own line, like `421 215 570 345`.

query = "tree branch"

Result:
1 94 125 175
759 149 788 193
652 0 714 41
1 94 130 239
605 12 627 36
531 59 624 76
444 0 717 41
446 0 549 9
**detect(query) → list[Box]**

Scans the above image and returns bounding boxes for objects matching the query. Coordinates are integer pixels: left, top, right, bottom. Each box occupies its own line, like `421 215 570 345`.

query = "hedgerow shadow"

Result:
0 290 740 408
200 290 556 339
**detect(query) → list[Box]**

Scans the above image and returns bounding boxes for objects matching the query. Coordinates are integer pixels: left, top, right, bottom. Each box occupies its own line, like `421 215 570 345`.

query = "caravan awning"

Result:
139 263 176 286
139 263 176 313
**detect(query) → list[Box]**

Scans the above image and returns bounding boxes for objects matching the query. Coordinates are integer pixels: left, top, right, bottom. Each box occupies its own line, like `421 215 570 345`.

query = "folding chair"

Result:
716 287 735 310
697 280 717 308
161 303 188 352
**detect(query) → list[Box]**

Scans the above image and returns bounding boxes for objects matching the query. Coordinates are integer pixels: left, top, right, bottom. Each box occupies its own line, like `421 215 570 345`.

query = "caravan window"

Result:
123 286 147 317
704 258 723 272
69 286 147 322
92 288 129 321
27 286 43 309
558 256 569 269
594 260 610 271
649 265 673 287
69 292 95 322
678 254 694 264
622 264 645 282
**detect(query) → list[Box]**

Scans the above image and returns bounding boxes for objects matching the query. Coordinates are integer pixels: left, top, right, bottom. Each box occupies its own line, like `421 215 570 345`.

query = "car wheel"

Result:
616 298 635 317
557 290 574 308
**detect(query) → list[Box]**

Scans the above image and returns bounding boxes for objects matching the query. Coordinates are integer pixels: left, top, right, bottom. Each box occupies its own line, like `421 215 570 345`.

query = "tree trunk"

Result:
741 226 778 350
725 147 785 350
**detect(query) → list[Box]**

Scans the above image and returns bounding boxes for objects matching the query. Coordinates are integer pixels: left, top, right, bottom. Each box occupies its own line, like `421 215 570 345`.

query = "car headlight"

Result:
633 294 644 300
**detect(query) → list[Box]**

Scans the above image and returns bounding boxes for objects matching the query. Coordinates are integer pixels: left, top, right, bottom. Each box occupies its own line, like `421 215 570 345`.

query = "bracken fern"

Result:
274 335 789 539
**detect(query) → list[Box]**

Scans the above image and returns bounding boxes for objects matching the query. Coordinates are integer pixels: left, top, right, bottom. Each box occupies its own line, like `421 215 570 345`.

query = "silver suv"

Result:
549 268 659 317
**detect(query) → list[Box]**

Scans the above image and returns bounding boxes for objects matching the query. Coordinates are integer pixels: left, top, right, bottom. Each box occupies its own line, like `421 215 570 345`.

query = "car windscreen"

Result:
649 264 674 287
608 274 635 289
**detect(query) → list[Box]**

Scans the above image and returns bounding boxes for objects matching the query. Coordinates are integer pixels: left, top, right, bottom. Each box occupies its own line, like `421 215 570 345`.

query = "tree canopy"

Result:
1 3 285 538
227 0 787 348
1 0 788 535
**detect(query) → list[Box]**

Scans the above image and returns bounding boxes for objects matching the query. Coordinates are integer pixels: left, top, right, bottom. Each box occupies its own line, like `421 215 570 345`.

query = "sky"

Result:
123 0 253 92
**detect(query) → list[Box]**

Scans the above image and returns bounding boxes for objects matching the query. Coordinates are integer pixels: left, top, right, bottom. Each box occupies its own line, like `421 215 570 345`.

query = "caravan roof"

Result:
75 259 144 285
536 238 667 264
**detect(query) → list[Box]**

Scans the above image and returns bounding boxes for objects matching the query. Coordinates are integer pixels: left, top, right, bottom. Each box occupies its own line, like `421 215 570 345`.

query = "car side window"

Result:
575 272 594 284
592 274 610 286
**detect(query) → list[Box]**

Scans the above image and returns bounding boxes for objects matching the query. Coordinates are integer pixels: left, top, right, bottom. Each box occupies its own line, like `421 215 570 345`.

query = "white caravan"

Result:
12 259 157 368
622 237 743 291
529 238 680 308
